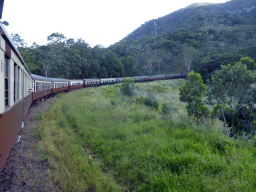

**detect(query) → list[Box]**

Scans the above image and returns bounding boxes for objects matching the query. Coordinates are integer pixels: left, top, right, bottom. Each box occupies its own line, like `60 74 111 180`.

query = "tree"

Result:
142 49 162 75
207 63 255 133
237 57 256 70
122 56 135 76
11 33 27 48
179 71 207 118
18 47 39 73
31 42 39 49
102 50 124 77
120 78 135 96
180 44 197 74
47 32 66 44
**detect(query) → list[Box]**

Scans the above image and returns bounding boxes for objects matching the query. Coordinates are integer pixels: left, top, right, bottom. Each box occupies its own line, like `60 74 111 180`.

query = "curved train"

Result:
0 5 186 173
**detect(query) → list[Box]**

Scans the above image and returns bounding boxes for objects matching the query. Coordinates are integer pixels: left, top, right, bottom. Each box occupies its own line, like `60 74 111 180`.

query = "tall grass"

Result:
37 80 256 191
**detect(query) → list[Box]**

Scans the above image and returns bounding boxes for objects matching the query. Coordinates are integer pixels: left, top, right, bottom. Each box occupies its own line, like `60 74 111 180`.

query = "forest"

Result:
12 0 256 81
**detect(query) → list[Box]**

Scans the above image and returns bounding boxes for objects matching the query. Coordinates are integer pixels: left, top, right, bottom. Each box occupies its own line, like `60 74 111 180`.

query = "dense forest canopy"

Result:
12 0 256 80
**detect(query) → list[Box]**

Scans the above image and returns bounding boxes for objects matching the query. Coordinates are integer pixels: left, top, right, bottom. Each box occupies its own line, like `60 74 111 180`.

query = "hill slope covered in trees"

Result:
12 0 256 80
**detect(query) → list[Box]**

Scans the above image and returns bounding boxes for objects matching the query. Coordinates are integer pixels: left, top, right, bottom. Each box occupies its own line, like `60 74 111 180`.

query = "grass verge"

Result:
37 80 256 191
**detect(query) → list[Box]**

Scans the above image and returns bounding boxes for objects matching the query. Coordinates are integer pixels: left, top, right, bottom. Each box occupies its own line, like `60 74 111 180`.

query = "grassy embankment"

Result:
36 79 256 191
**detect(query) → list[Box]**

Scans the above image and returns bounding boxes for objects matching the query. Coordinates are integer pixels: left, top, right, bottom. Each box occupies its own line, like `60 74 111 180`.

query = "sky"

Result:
2 0 231 48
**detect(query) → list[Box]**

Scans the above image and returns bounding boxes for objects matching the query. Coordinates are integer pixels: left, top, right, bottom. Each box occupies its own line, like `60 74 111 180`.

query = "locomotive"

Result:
0 3 186 173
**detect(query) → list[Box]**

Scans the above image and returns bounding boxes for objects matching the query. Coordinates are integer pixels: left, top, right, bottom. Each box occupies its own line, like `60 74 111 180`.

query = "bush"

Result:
197 105 211 118
144 96 159 111
213 105 256 135
136 96 159 111
136 96 146 105
161 103 170 115
120 78 135 96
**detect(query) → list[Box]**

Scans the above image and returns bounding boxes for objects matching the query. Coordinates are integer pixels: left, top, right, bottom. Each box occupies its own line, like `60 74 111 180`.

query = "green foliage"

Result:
136 95 159 111
47 32 66 44
120 78 135 96
102 50 124 77
238 56 256 70
121 56 136 76
179 71 207 118
208 61 256 135
136 96 146 105
39 84 256 191
196 104 211 119
161 103 170 115
11 33 27 48
207 63 255 131
144 96 159 111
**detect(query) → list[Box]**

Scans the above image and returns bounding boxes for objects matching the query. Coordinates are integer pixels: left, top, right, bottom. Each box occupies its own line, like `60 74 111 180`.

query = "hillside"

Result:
15 0 256 80
122 0 256 41
107 0 256 80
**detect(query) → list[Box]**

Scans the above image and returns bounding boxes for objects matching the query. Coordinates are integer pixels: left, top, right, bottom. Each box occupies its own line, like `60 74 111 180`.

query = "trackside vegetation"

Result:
36 79 256 191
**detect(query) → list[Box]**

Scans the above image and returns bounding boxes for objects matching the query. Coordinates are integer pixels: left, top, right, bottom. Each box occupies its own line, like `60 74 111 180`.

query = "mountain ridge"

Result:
122 0 256 42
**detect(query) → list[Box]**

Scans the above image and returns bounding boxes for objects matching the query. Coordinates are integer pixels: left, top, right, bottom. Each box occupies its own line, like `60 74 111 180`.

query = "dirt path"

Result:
0 97 59 191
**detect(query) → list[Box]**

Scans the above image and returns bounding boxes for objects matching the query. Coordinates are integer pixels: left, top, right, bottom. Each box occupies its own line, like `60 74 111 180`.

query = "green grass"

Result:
37 80 256 191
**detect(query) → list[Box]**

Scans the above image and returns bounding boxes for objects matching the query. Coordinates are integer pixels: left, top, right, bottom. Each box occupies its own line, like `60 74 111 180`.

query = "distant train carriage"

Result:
171 74 181 79
100 78 116 85
132 76 149 83
51 77 69 93
83 79 101 87
69 79 84 90
31 74 53 101
149 75 165 81
116 77 125 83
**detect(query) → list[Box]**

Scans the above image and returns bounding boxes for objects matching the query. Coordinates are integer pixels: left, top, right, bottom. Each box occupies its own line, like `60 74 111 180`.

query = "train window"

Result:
21 71 24 98
4 57 9 106
36 82 39 91
14 64 17 102
17 67 20 100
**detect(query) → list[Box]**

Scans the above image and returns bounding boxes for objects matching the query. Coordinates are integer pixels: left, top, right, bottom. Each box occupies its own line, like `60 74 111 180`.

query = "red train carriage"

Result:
69 79 84 90
51 77 69 93
0 23 33 172
31 74 53 101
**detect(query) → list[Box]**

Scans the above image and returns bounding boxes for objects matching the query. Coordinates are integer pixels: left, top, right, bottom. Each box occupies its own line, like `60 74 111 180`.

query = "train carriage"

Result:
31 74 53 101
84 78 101 87
0 23 33 172
69 79 84 90
132 76 149 83
51 77 69 93
116 77 125 83
100 78 116 85
148 75 165 81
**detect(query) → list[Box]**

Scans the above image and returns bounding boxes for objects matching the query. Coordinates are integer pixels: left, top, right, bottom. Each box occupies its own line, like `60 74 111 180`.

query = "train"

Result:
0 3 186 173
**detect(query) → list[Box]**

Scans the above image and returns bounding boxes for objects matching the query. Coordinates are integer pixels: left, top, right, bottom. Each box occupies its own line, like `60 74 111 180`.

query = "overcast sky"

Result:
2 0 230 48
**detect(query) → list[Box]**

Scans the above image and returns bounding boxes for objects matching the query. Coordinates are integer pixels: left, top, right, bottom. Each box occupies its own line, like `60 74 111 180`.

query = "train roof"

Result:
32 74 69 82
0 24 32 78
50 77 69 82
31 74 52 81
68 79 84 82
83 78 100 81
150 75 165 77
133 76 149 79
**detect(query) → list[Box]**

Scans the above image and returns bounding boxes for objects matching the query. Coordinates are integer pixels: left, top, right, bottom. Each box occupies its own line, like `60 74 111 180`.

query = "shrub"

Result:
136 96 146 105
144 96 159 111
161 103 170 115
179 71 207 119
120 78 135 96
196 104 211 118
136 96 159 111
